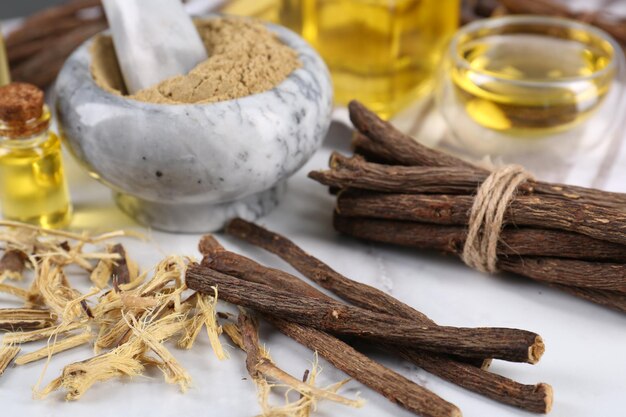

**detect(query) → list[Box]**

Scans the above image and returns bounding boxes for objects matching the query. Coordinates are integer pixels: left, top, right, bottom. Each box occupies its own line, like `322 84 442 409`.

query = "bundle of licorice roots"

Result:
309 101 626 313
187 219 553 417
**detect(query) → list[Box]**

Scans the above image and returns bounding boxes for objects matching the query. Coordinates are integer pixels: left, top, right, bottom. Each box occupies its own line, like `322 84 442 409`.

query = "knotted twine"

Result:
461 165 534 273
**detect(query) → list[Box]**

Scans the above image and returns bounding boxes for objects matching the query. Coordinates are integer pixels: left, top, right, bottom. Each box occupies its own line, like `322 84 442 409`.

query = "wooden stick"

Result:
187 265 544 364
5 0 102 47
397 346 552 413
266 317 462 417
204 242 485 369
0 308 57 331
336 192 626 247
205 230 435 325
348 100 626 209
10 20 107 88
309 152 489 194
348 100 475 169
500 258 626 292
332 216 626 311
208 251 460 417
6 17 89 48
204 229 553 412
331 215 626 262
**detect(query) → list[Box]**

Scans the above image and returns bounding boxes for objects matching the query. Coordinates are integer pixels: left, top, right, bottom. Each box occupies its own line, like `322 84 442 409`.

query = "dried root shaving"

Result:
227 309 363 416
0 345 20 376
0 222 220 402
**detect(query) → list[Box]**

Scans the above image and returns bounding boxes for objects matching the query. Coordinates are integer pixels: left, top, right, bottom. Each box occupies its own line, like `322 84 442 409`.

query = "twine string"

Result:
462 165 534 273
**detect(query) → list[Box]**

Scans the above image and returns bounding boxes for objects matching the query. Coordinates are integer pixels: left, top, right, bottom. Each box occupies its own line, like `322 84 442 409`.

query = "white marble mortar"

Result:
55 19 333 233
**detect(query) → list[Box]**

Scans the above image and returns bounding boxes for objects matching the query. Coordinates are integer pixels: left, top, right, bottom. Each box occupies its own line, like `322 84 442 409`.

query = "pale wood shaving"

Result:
0 222 317 410
124 314 191 391
39 340 146 400
33 259 83 318
90 259 112 289
0 283 30 300
15 331 93 365
227 313 363 415
2 322 89 345
0 345 20 376
198 291 227 359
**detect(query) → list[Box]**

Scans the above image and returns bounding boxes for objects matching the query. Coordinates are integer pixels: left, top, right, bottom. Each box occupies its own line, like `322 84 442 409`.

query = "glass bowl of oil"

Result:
436 15 625 157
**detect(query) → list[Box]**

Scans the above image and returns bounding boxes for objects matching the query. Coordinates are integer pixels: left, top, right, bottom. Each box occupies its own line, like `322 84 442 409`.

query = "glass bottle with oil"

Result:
0 28 10 86
280 0 460 119
448 16 617 135
0 83 72 228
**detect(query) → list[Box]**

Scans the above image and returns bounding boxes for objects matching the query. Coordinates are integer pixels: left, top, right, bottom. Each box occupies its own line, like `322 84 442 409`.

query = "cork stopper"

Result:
0 83 44 123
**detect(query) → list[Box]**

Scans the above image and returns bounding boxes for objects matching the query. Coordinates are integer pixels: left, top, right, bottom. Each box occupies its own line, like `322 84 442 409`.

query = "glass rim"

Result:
449 15 622 86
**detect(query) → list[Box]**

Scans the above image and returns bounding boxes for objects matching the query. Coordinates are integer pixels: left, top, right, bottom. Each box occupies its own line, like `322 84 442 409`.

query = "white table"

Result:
3 2 626 413
2 117 625 417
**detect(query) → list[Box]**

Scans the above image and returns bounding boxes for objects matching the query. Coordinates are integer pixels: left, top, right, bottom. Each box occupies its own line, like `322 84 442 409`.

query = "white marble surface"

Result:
1 120 625 417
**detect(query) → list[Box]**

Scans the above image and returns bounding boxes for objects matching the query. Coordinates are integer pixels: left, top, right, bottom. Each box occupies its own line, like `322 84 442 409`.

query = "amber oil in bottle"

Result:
0 29 10 86
0 83 72 228
451 17 616 134
282 0 459 118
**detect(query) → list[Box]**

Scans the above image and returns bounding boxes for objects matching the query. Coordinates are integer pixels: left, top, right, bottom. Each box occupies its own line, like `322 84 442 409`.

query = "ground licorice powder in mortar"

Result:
90 17 302 104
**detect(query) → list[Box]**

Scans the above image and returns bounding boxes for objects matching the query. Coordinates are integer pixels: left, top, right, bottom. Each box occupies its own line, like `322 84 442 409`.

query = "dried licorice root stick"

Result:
223 218 493 370
309 152 490 195
186 266 544 364
201 239 485 368
348 100 626 209
332 216 626 263
266 317 462 417
10 21 108 88
5 0 102 47
0 308 57 331
397 347 553 414
336 192 626 247
201 233 553 413
348 101 475 169
199 242 459 417
224 218 440 325
235 309 363 408
332 216 626 293
499 258 626 293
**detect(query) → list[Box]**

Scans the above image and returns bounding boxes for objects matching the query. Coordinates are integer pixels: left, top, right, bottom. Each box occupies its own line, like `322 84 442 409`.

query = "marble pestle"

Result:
101 0 207 94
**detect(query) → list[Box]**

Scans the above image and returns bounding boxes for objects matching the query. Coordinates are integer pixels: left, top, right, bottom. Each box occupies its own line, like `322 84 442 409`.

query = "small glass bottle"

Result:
0 83 72 228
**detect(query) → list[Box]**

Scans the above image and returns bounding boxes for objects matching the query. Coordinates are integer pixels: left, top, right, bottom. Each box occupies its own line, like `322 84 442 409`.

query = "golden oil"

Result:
0 101 72 229
281 0 459 119
451 23 616 134
0 29 10 86
221 0 280 22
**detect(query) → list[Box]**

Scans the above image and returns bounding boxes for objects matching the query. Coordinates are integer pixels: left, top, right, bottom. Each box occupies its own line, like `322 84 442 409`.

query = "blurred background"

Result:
1 1 67 18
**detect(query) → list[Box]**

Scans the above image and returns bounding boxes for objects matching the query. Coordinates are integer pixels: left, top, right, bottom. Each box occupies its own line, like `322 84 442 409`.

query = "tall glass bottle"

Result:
281 0 460 119
0 83 72 228
0 28 10 86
